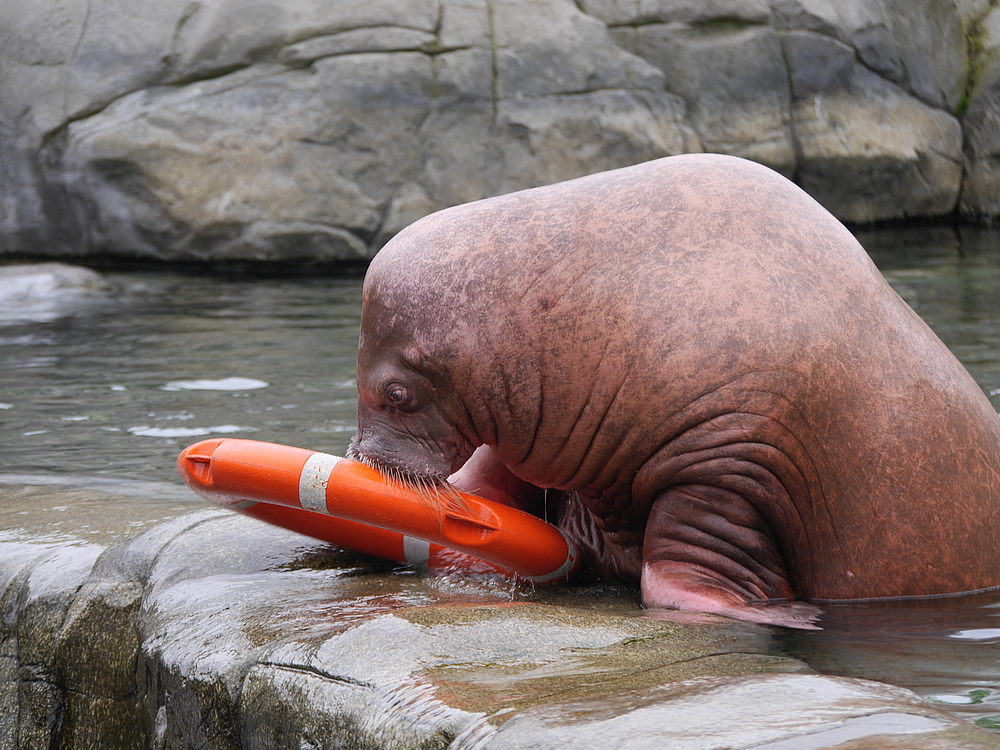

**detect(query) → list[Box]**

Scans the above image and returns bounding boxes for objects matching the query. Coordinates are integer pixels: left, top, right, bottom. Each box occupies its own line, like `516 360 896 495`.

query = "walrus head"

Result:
348 302 477 486
347 221 486 487
347 176 646 498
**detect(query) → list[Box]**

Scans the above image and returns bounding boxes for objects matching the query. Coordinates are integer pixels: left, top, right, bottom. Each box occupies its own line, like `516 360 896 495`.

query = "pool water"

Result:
0 272 365 481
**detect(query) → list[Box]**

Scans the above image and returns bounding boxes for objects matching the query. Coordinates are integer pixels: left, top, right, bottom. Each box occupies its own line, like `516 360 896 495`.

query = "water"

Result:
859 225 1000 402
780 594 1000 731
1 226 1000 729
0 272 365 481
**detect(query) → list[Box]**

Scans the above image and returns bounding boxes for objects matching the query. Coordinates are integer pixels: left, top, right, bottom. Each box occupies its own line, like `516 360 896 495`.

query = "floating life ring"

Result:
176 438 579 584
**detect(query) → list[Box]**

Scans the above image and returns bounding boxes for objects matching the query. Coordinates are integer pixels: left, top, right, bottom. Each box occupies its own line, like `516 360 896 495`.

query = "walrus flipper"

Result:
640 486 821 630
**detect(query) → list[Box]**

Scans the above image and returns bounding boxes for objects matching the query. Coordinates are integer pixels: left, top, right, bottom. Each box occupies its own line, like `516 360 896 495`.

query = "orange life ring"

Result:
176 438 579 584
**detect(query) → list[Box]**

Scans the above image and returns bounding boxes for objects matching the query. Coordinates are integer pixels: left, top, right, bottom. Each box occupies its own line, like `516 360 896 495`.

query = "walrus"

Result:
348 154 1000 628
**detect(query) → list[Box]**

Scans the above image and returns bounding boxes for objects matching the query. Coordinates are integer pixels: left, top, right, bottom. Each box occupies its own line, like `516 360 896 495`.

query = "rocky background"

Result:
1 0 999 265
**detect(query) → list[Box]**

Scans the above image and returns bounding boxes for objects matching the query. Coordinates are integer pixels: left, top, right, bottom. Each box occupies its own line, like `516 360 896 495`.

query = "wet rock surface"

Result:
2 479 999 748
0 263 116 324
1 0 997 265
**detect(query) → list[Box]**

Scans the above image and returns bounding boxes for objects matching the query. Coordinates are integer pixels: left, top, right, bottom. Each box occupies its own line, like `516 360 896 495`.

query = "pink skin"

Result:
350 154 1000 630
447 444 546 516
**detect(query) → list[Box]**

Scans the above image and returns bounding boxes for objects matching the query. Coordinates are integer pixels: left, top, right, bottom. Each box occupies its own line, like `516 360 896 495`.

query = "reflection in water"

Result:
778 593 1000 731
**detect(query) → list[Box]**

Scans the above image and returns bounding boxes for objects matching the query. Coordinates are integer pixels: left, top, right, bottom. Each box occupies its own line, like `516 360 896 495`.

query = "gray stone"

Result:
769 0 968 112
962 87 1000 221
3 0 694 262
0 262 110 300
492 0 666 97
0 264 114 325
960 4 1000 221
60 693 150 750
783 30 964 223
581 0 771 25
17 546 103 678
58 56 424 261
169 0 439 82
277 28 439 66
481 673 1000 749
614 21 795 175
59 579 144 699
0 481 196 749
238 663 462 750
4 0 994 264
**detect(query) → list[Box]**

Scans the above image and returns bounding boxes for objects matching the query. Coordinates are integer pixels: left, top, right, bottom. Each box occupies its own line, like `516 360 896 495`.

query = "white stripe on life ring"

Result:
298 452 341 513
402 535 431 566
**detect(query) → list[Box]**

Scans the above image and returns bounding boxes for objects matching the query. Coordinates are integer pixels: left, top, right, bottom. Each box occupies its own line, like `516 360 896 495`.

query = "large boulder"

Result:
782 29 963 223
610 15 796 176
769 0 968 111
595 0 967 223
0 0 995 264
0 263 114 323
2 0 693 262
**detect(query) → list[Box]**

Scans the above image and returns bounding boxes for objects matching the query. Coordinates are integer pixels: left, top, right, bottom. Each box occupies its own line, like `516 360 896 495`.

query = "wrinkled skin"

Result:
349 154 1000 629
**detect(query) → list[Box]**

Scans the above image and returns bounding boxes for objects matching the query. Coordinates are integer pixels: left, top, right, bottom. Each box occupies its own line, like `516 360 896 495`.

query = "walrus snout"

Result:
348 434 447 484
349 405 474 487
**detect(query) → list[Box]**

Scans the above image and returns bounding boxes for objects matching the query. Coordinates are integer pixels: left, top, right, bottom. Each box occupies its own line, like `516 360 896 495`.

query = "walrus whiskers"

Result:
349 449 475 518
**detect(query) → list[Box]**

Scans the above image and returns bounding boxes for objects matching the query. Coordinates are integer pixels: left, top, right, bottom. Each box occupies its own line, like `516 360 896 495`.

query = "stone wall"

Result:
1 0 998 264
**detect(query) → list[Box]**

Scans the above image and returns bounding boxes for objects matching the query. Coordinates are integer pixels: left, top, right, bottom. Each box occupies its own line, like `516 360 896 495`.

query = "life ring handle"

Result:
176 438 579 584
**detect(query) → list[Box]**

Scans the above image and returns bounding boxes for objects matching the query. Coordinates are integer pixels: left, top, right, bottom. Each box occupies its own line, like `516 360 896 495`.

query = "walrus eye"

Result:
385 384 412 408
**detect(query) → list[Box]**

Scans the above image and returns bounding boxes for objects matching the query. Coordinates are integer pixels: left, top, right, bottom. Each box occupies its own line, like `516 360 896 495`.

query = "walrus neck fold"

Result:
622 372 828 588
